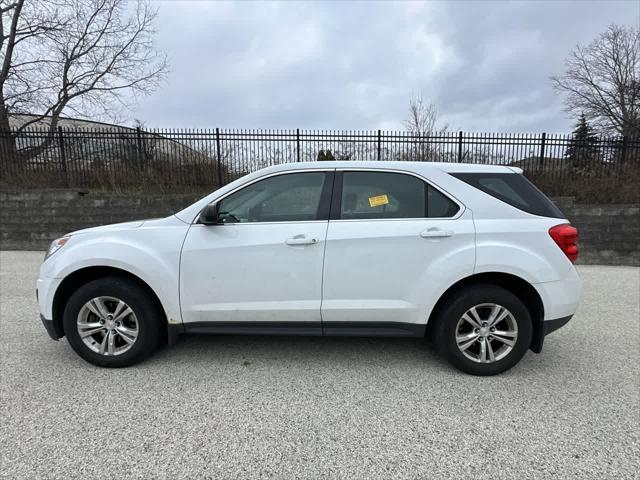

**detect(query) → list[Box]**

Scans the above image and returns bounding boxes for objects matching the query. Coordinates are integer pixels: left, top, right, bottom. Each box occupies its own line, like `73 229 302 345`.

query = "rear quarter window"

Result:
450 172 564 218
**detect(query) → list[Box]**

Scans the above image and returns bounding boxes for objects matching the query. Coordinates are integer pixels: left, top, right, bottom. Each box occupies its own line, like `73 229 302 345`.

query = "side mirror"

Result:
198 204 219 225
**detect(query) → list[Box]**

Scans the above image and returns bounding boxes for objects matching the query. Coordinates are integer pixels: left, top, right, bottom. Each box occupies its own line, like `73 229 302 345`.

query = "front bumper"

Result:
40 314 63 340
37 274 64 341
37 276 62 320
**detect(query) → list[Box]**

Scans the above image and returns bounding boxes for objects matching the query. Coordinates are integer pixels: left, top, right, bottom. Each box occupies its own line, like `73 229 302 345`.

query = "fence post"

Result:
620 136 628 164
377 130 382 161
57 126 68 187
458 131 463 162
296 128 301 162
215 127 223 187
539 132 547 171
136 126 144 169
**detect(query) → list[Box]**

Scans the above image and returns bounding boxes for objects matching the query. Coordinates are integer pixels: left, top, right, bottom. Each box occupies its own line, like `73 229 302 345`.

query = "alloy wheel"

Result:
455 303 518 363
76 296 139 356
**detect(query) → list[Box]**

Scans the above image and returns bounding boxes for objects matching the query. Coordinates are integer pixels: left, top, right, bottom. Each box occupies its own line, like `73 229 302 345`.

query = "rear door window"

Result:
450 172 564 218
335 171 460 220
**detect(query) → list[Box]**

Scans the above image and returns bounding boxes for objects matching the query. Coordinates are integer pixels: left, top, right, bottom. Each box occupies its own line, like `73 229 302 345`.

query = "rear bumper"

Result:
543 314 573 336
530 314 573 353
40 314 63 340
533 267 582 321
529 266 580 353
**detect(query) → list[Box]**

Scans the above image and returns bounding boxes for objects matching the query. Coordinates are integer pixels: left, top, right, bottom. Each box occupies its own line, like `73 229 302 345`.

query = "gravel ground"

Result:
0 251 638 479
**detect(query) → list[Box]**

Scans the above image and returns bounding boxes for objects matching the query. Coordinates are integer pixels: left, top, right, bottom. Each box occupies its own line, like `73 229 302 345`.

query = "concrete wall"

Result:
553 197 639 266
1 190 638 265
0 191 202 250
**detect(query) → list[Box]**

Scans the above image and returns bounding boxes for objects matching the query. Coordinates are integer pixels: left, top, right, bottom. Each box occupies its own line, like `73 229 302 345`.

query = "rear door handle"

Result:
420 229 454 238
285 235 318 246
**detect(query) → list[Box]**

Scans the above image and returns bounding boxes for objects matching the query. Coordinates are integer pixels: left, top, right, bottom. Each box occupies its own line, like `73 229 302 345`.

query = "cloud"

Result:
132 0 639 133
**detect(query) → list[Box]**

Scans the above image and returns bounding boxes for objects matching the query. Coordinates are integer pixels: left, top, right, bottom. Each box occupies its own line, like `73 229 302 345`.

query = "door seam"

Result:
319 170 337 334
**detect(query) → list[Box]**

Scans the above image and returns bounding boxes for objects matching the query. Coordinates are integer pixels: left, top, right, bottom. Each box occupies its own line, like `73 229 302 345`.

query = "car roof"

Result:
258 161 521 174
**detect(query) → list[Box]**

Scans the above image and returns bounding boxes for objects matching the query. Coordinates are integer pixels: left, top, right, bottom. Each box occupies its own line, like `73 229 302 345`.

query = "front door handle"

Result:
285 235 318 246
420 228 454 238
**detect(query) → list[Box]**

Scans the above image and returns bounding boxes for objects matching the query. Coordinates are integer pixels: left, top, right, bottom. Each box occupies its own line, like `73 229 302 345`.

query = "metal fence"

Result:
1 127 638 202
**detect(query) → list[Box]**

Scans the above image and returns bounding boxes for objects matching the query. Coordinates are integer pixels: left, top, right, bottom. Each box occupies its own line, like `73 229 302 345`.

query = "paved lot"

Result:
0 251 638 479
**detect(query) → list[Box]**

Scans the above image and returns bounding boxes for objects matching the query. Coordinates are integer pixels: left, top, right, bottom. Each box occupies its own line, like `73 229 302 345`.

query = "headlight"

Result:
45 236 71 260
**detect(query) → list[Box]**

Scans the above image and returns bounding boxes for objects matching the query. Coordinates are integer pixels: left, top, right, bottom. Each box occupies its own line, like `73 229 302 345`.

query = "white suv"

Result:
37 162 581 375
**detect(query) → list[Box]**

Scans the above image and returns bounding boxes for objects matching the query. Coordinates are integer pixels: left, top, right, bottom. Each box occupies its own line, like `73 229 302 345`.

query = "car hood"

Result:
67 216 188 237
68 219 149 236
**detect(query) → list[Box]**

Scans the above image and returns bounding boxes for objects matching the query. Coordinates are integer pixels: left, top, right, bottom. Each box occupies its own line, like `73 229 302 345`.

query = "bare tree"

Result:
551 24 639 138
404 95 446 136
0 0 168 164
403 94 448 161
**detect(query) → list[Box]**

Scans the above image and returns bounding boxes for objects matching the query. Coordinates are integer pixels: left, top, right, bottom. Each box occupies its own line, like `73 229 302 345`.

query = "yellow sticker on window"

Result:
368 194 389 208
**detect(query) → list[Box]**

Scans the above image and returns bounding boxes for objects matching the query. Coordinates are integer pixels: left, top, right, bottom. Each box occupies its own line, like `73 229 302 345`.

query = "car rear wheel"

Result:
433 285 532 376
63 277 162 367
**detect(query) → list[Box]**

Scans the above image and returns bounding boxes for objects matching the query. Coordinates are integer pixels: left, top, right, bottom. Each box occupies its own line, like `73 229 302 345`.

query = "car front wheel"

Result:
433 285 533 376
62 277 162 367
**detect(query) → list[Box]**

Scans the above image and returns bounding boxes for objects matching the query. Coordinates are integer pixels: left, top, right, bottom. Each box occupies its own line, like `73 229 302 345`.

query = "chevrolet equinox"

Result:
37 162 581 375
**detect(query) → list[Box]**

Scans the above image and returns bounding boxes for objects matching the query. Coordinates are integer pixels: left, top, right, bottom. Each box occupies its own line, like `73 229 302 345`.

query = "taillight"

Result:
549 224 579 263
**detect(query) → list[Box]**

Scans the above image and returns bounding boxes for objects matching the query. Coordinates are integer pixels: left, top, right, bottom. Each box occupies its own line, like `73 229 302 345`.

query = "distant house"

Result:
7 114 208 170
8 113 133 131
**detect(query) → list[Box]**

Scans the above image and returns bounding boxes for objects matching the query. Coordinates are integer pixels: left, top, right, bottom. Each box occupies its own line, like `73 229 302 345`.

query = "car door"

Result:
180 170 334 334
321 169 475 336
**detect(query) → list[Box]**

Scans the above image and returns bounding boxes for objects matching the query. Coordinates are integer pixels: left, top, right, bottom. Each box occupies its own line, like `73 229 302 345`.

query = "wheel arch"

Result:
426 272 545 352
52 266 174 342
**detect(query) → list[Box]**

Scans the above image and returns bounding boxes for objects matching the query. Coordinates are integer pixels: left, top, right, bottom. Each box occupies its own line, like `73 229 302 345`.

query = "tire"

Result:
62 276 163 367
433 284 532 376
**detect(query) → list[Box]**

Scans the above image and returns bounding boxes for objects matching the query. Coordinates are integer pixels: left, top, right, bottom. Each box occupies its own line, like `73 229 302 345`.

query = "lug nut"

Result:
115 321 121 327
474 328 480 334
490 327 495 332
99 319 105 325
477 337 483 343
111 329 117 334
488 335 493 340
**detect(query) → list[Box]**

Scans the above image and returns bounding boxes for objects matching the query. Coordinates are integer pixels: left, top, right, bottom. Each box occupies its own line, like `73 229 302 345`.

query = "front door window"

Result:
217 172 327 223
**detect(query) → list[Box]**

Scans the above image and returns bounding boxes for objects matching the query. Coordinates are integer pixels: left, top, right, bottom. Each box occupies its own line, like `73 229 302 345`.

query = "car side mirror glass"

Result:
199 204 219 225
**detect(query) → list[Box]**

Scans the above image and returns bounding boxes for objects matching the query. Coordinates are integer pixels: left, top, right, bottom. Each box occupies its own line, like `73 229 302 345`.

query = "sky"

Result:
131 0 640 133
